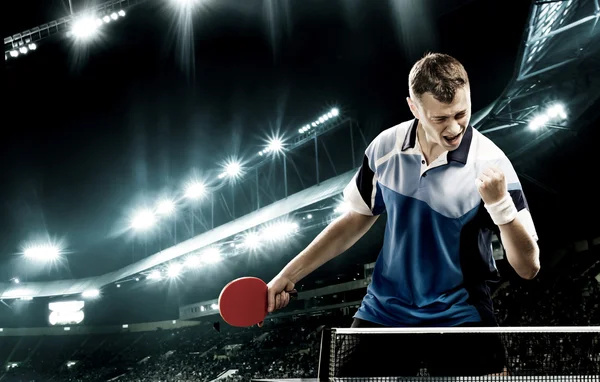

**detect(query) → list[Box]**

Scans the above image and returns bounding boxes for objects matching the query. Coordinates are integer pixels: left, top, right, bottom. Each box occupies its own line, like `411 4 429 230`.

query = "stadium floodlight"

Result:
243 232 262 249
226 161 241 177
147 270 162 280
267 138 284 154
546 103 567 119
156 199 176 215
261 221 299 242
5 1 128 62
130 209 156 231
23 243 61 261
167 263 183 278
82 289 100 298
202 247 221 264
184 181 206 200
219 160 242 179
529 102 567 130
6 39 37 60
184 255 201 268
69 9 126 42
259 137 285 156
298 108 340 135
71 15 100 40
529 115 550 130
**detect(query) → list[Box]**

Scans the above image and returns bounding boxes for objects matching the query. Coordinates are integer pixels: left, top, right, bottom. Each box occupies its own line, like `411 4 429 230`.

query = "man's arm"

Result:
498 213 540 280
265 134 386 315
280 210 379 284
477 165 540 280
262 210 378 316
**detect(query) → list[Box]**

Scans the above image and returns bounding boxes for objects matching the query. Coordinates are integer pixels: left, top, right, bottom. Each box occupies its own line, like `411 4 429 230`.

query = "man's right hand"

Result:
258 275 295 327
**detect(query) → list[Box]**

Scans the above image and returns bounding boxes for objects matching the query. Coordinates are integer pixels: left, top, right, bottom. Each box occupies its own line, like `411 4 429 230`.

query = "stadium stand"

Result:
1 246 598 381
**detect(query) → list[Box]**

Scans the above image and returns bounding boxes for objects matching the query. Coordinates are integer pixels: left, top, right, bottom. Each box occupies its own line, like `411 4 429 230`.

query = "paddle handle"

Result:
261 289 299 325
270 289 298 301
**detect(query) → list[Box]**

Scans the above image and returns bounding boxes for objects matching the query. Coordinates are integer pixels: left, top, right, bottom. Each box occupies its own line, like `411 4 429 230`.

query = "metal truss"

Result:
241 117 356 187
519 0 580 81
206 116 361 227
4 0 149 56
475 0 600 163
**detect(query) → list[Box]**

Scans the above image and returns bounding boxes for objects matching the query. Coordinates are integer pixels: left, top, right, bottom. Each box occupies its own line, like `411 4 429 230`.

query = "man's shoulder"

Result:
470 127 509 162
373 119 412 143
366 119 412 160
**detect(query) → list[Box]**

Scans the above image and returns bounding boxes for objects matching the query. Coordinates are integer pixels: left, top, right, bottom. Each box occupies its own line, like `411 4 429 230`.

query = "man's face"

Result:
408 86 472 151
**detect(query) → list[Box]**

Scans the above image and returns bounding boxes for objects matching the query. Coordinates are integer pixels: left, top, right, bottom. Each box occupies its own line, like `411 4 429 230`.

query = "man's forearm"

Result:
280 212 377 284
498 217 540 280
279 226 343 285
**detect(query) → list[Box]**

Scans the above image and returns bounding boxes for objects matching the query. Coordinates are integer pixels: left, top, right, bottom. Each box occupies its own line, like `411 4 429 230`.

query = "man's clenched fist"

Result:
476 166 507 205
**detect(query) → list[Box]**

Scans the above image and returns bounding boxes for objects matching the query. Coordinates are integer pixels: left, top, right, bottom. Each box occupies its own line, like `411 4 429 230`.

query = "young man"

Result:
262 52 540 376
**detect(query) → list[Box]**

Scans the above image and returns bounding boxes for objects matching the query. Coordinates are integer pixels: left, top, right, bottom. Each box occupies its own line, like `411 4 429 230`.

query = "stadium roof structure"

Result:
472 0 600 166
0 169 355 300
1 0 599 300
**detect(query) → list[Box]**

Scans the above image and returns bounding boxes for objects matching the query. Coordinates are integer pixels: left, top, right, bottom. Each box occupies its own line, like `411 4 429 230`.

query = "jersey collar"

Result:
401 119 473 164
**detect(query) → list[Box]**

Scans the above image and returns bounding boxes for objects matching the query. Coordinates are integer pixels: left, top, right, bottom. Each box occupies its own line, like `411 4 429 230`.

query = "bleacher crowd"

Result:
1 252 599 381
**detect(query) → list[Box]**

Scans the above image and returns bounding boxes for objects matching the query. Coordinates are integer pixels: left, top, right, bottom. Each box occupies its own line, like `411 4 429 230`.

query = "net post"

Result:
317 327 332 380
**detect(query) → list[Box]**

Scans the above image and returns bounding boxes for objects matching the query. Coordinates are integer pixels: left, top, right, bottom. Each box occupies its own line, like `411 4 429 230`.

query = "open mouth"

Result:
443 132 462 145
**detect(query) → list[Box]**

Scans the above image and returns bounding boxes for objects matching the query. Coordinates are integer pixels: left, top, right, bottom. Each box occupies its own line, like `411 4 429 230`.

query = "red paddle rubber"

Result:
218 277 268 327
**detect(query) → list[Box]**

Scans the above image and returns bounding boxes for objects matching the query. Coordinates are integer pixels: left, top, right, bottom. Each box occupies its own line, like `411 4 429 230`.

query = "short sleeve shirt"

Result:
343 119 538 327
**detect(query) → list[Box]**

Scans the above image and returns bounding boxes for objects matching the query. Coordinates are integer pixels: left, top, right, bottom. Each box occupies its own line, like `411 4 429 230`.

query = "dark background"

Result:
2 0 598 327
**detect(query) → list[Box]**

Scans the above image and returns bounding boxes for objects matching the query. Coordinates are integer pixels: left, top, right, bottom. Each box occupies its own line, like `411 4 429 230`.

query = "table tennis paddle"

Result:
218 276 297 327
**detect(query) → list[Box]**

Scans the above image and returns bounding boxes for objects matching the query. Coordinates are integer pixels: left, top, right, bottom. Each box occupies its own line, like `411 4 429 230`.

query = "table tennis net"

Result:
317 327 599 381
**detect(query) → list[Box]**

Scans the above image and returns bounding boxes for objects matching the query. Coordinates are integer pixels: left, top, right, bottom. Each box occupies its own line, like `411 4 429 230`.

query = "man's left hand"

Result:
476 166 507 205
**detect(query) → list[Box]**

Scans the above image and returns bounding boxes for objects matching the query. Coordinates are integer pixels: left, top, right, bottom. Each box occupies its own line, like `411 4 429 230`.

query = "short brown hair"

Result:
409 52 469 104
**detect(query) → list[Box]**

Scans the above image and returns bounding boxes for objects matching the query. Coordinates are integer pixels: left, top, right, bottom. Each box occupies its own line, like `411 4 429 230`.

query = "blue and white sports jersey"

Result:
343 119 538 327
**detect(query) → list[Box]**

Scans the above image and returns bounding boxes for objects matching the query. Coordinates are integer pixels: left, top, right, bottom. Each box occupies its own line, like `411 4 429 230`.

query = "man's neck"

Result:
417 122 445 165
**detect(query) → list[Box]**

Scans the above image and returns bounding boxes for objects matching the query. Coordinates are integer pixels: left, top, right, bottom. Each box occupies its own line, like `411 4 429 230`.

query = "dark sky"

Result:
4 0 592 289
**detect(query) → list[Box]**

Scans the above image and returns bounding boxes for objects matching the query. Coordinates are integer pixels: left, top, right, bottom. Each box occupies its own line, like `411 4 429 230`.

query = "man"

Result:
262 52 540 376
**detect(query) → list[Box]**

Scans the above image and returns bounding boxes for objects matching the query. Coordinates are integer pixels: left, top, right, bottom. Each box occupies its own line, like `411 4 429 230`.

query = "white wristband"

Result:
484 193 518 226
